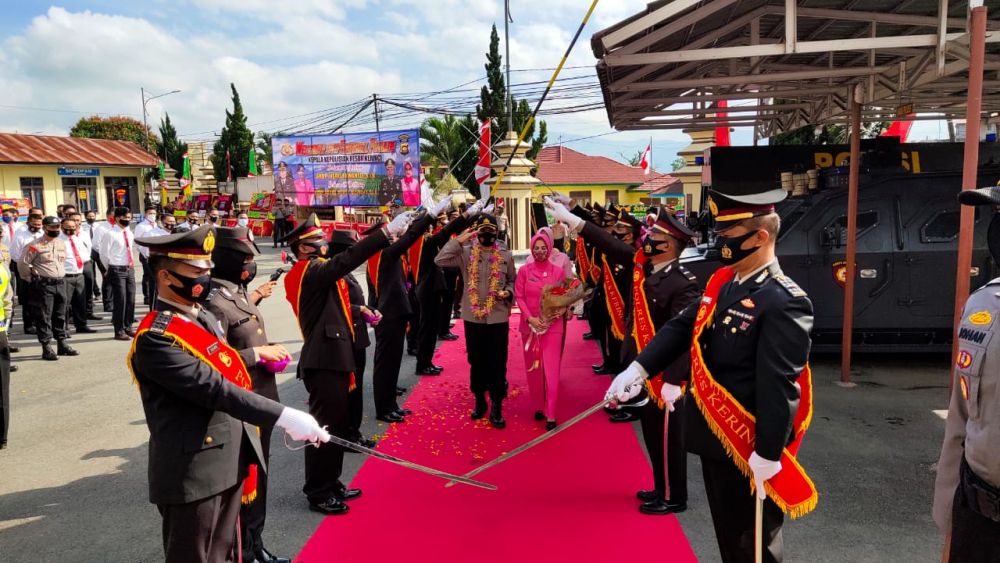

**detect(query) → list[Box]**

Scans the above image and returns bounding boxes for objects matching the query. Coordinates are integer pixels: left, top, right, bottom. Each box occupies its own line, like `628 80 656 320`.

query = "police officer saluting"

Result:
607 188 817 562
130 225 329 563
934 186 1000 561
20 216 77 360
203 226 290 563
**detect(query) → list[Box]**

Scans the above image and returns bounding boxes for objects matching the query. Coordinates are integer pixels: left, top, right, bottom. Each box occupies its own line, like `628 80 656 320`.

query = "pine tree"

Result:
156 113 187 179
212 84 255 180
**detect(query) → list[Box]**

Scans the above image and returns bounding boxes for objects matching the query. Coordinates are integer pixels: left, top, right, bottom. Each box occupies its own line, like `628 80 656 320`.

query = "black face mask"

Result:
86 218 96 225
164 224 175 232
45 230 59 238
988 214 1000 265
167 271 213 302
304 241 328 257
612 231 628 241
714 229 761 265
477 233 496 247
63 230 76 236
208 216 218 223
118 219 130 227
28 226 40 233
643 235 669 257
240 261 257 283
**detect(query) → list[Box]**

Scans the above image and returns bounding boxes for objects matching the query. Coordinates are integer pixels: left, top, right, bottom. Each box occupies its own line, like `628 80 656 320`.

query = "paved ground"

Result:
0 244 951 562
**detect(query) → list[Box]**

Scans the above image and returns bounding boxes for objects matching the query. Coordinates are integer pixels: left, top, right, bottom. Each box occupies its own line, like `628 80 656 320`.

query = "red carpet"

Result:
296 316 695 563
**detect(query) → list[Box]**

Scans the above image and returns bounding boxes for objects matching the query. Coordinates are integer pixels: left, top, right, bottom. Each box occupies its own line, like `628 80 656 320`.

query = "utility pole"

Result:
504 0 513 133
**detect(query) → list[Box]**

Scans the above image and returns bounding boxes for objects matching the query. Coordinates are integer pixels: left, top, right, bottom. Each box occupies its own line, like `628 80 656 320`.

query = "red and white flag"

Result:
639 142 652 175
474 120 492 198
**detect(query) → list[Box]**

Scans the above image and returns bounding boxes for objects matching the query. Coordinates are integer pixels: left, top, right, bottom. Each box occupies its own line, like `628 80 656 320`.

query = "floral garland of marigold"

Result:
467 243 504 320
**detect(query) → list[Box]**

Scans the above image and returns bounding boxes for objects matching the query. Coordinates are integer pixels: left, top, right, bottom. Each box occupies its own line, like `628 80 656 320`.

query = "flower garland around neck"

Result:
467 242 504 320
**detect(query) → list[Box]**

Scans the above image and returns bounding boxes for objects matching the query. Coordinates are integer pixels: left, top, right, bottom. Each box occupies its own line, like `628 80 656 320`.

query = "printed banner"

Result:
271 129 420 208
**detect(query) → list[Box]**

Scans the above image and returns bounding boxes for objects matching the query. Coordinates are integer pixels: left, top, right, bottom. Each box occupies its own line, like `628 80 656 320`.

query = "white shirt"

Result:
650 258 677 275
59 232 90 274
90 220 113 254
99 224 136 267
735 260 776 285
134 225 167 258
1 221 16 248
10 227 42 262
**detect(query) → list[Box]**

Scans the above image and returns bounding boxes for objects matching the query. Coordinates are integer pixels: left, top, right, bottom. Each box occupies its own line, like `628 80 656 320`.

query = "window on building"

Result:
20 177 44 209
569 190 591 203
62 177 98 212
605 190 620 204
104 176 139 213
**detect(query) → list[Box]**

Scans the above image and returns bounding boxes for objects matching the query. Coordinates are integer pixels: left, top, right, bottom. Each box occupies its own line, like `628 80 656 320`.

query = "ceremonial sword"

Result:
285 433 497 491
444 398 609 488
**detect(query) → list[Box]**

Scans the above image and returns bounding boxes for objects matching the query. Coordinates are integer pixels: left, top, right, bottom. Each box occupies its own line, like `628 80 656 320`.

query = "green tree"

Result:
772 122 890 145
256 131 286 167
211 83 255 180
621 150 643 167
434 172 462 200
420 114 482 196
155 113 187 179
70 115 158 150
475 25 547 162
671 157 686 171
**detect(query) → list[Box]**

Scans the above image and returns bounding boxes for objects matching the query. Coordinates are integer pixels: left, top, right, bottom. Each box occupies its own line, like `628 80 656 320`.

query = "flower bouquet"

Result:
524 277 590 371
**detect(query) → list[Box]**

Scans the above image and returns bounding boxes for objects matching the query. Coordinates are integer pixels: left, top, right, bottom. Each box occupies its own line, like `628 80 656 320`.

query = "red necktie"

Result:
69 237 83 270
123 230 134 267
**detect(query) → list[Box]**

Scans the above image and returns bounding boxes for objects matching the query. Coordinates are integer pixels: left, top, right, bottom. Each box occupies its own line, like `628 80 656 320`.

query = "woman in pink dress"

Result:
293 163 315 207
401 161 420 206
514 228 569 429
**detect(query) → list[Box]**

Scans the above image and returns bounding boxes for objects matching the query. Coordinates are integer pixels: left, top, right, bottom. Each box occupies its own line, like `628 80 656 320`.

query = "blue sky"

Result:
0 2 946 172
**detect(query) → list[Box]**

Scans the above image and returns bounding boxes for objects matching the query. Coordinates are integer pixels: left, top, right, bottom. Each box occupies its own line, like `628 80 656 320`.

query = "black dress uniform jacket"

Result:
297 229 389 373
414 214 470 298
367 215 433 318
131 300 284 505
635 262 813 462
345 273 369 350
204 280 276 401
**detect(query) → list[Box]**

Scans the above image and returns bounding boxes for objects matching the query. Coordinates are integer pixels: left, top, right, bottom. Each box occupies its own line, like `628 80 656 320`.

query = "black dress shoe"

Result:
636 489 660 502
24 326 36 335
609 410 640 423
251 546 290 563
75 326 97 334
406 348 417 356
114 332 131 341
42 344 57 361
583 332 596 340
87 313 102 321
639 499 687 515
124 328 136 337
8 345 19 353
395 387 406 396
354 437 377 449
438 333 459 341
534 410 545 421
376 412 405 423
57 340 79 356
471 396 488 420
593 364 614 375
489 402 506 429
416 366 442 376
603 405 619 415
335 488 362 501
308 497 349 515
9 365 17 372
394 408 413 416
546 420 557 431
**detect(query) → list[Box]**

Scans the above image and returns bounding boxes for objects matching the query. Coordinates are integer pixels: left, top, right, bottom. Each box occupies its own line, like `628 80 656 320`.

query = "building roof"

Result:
631 172 683 194
536 145 648 185
0 133 159 167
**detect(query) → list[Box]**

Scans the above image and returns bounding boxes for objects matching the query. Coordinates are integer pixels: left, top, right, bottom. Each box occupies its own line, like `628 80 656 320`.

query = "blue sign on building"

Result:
57 167 100 177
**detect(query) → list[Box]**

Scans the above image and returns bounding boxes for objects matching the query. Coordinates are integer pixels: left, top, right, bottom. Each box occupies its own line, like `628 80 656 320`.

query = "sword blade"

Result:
444 398 607 488
326 434 497 491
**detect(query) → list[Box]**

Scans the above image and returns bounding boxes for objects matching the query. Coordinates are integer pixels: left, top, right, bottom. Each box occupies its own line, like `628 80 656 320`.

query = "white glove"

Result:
604 362 648 403
466 198 486 216
276 407 331 444
549 191 572 206
482 202 495 215
386 211 414 237
430 196 452 216
748 451 782 500
660 383 683 412
544 196 583 232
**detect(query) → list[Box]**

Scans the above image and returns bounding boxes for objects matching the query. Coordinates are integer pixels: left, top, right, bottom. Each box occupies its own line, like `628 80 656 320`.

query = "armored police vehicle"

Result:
682 138 1000 353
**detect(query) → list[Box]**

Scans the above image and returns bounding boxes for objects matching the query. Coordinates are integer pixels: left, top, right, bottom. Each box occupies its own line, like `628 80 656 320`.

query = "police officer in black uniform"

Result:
282 212 417 515
379 158 403 206
551 199 699 515
203 226 290 563
131 225 328 563
607 189 813 563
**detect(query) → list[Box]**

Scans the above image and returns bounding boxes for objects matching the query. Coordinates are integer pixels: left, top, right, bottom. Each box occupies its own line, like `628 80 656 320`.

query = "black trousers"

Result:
90 250 105 299
139 255 154 303
28 279 68 344
949 459 1000 562
638 398 687 503
348 348 366 441
82 260 96 315
157 482 242 563
63 274 87 330
107 266 135 333
372 319 406 416
14 267 32 331
301 368 351 504
701 456 784 563
464 320 509 402
438 291 453 336
416 290 440 369
240 371 279 558
0 332 10 445
406 291 420 351
589 290 610 363
271 219 284 247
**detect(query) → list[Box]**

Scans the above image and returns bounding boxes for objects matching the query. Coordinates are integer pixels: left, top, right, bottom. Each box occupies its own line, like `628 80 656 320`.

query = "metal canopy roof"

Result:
592 0 1000 138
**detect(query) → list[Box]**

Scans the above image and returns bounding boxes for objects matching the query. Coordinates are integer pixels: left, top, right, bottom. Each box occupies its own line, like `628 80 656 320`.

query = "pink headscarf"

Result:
532 227 573 275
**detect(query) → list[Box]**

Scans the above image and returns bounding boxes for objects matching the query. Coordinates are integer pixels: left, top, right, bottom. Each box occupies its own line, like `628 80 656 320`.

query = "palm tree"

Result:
420 115 481 197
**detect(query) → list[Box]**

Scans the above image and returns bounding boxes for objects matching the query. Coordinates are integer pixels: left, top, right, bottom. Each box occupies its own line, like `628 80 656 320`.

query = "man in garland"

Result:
607 188 816 562
549 198 699 515
435 211 515 428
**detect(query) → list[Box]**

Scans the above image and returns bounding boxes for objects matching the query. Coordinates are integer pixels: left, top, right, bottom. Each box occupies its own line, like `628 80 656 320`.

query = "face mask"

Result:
146 215 156 223
477 233 496 247
167 271 213 302
305 241 328 257
1 216 10 224
532 245 549 262
45 230 59 238
86 218 95 225
63 230 76 236
164 224 175 232
208 216 218 223
118 219 130 227
643 235 669 257
237 218 249 227
714 229 761 265
612 231 628 241
28 226 40 233
240 261 257 283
